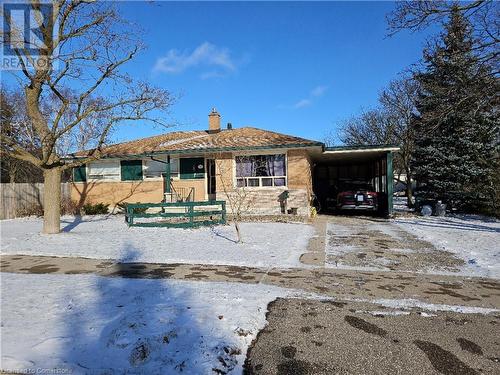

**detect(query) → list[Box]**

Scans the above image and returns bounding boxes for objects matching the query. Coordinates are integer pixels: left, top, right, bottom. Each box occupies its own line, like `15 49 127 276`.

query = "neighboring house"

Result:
69 109 398 216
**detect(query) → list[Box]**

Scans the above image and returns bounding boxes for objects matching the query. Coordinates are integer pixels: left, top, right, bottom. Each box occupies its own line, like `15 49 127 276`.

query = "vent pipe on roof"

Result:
208 108 221 132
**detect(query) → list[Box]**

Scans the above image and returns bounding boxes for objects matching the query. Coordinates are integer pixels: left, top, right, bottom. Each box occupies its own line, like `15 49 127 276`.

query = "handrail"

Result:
186 187 195 202
166 185 195 202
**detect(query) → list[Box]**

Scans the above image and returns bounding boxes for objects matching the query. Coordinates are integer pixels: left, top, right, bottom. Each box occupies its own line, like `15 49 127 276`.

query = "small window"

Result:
274 177 286 186
144 158 179 179
87 160 120 180
121 160 143 181
247 178 260 187
262 178 273 187
73 165 87 182
180 158 205 179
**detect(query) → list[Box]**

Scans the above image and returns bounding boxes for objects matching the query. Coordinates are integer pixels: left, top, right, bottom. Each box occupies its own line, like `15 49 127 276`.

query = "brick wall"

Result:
71 180 164 209
213 149 313 216
71 178 206 209
217 187 310 216
71 149 313 215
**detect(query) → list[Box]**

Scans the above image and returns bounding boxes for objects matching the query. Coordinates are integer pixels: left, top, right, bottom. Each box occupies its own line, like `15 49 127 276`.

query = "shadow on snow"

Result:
399 217 499 234
58 243 238 374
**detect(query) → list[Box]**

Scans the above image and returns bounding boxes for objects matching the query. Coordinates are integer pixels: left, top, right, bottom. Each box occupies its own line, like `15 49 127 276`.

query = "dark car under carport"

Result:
310 145 399 216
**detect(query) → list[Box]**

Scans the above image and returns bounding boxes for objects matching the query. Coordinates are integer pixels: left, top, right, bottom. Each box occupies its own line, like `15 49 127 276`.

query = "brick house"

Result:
70 109 397 216
70 109 323 216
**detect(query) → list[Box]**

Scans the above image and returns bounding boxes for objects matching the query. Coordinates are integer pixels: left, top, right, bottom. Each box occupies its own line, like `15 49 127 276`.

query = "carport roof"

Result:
311 144 400 163
324 144 400 153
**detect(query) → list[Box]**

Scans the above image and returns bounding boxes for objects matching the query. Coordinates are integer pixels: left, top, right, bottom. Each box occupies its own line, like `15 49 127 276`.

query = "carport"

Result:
310 145 399 216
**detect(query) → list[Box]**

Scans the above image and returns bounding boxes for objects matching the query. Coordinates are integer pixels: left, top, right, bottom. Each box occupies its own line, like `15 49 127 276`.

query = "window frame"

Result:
143 157 180 180
179 157 206 180
86 160 121 181
120 159 144 181
234 152 287 188
73 165 87 182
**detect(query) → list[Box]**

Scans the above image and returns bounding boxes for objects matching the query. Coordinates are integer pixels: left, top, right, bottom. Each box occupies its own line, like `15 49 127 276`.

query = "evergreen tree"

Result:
412 6 499 214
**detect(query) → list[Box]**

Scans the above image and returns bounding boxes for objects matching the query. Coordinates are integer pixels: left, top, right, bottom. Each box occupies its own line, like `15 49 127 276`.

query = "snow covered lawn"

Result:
0 215 314 268
394 215 500 279
0 273 288 374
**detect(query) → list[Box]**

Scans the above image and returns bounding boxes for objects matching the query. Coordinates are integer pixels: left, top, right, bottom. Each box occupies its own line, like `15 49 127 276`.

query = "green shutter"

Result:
121 160 143 181
73 165 86 182
180 158 205 179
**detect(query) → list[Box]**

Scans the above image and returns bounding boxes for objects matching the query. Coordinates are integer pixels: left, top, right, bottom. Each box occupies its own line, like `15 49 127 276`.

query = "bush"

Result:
82 202 109 215
16 204 43 217
117 202 148 214
61 197 80 215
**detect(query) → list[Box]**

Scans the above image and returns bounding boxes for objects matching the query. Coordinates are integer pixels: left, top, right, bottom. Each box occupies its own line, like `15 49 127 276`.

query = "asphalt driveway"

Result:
244 298 500 375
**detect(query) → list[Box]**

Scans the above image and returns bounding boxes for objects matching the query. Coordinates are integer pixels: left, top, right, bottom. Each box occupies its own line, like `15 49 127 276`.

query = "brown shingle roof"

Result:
75 127 322 157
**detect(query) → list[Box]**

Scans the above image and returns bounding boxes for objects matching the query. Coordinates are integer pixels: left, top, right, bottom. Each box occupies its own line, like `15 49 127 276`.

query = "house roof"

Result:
73 127 323 158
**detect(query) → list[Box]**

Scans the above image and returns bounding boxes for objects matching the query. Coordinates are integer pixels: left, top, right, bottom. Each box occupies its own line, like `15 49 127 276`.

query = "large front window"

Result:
235 154 286 187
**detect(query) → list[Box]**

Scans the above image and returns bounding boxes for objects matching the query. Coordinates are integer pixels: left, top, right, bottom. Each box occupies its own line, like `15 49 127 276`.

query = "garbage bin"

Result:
278 190 289 214
435 201 446 216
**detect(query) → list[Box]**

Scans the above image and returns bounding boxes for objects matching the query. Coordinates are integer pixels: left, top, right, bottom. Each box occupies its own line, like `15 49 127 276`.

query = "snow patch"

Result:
0 215 314 268
355 310 411 317
373 298 498 315
394 214 500 279
158 133 209 147
0 273 289 374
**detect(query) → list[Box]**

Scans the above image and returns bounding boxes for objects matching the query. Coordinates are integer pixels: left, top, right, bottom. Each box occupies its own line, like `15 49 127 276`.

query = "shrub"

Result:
117 202 148 214
16 204 43 217
133 206 148 214
61 197 80 215
82 202 109 215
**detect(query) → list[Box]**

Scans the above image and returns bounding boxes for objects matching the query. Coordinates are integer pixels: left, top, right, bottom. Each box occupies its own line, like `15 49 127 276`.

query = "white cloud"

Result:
291 85 329 109
293 99 312 109
153 42 237 77
311 85 328 97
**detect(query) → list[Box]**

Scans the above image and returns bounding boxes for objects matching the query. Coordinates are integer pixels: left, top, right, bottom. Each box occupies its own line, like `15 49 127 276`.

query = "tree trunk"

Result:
406 173 413 208
233 219 242 243
43 168 62 234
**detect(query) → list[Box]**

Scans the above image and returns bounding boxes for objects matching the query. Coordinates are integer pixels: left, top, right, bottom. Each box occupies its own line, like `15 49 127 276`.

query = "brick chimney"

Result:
208 108 221 132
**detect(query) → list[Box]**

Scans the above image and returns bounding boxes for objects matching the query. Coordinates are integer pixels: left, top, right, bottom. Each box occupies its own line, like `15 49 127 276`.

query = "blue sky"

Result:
10 1 437 145
116 1 434 144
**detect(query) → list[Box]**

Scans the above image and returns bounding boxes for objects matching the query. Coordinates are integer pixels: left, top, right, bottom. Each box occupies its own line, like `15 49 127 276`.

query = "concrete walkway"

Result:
2 254 499 310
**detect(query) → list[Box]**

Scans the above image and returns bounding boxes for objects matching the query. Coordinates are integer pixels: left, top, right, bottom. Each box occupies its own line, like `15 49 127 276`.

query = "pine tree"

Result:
412 6 499 214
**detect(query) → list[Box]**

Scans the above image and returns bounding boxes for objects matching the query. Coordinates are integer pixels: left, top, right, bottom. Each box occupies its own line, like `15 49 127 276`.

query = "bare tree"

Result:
339 75 419 207
214 154 261 243
340 108 398 145
1 89 43 182
387 0 499 71
1 1 173 233
379 76 420 206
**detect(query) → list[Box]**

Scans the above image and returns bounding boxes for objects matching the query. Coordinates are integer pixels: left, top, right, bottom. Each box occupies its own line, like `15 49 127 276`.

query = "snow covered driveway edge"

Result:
393 214 500 279
0 273 289 374
0 215 315 268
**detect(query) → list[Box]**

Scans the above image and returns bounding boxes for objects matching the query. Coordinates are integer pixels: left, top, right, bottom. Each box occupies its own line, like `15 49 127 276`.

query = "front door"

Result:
207 159 216 200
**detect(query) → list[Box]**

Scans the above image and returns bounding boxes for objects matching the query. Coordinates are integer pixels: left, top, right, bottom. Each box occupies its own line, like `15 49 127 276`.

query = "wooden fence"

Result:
0 183 72 220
